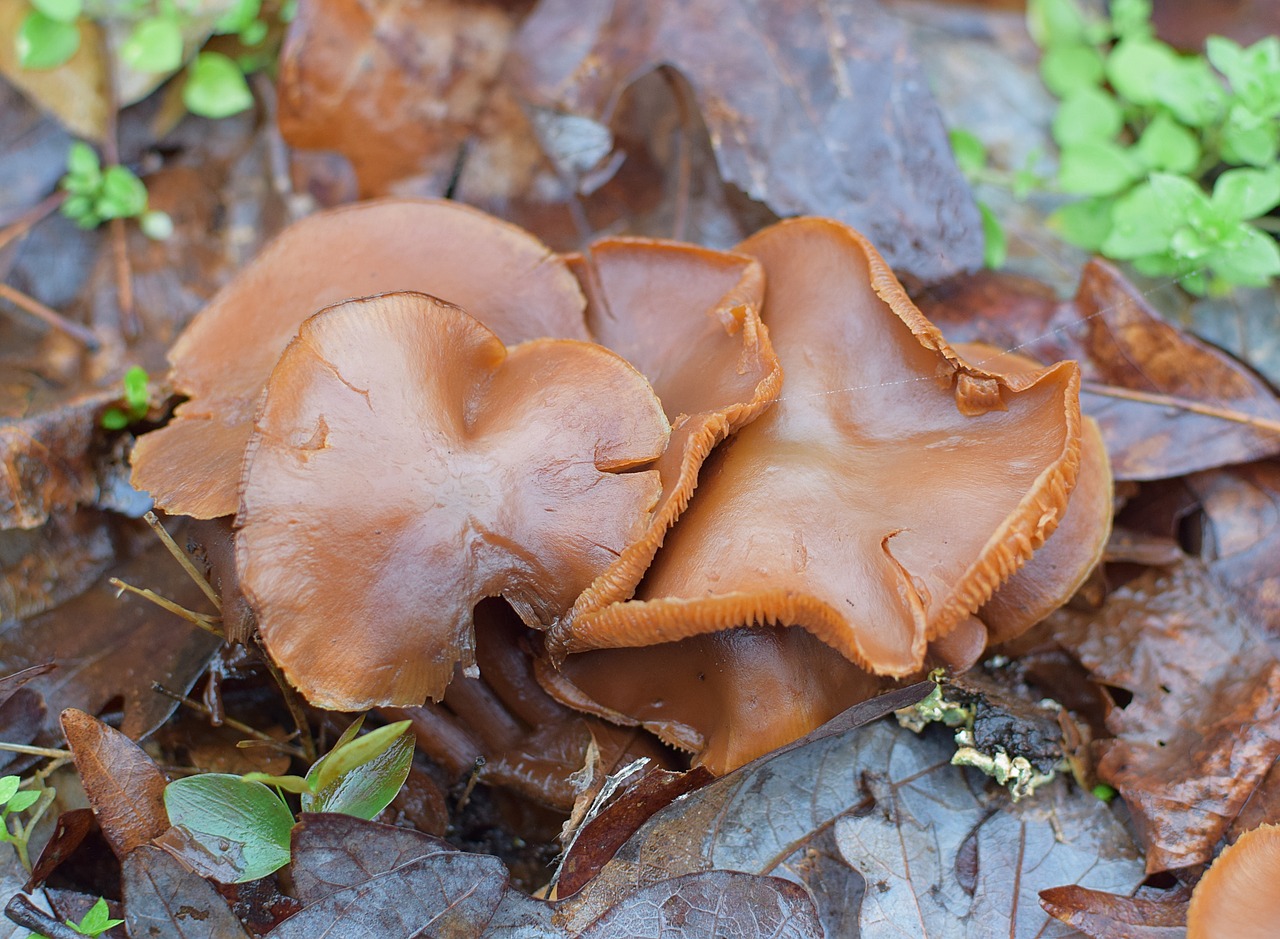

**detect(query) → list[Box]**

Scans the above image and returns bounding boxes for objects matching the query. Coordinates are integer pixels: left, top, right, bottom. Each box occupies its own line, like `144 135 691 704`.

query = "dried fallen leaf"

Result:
1049 560 1280 872
25 807 93 891
60 708 168 860
122 845 249 939
918 261 1280 480
506 0 982 280
1039 884 1188 938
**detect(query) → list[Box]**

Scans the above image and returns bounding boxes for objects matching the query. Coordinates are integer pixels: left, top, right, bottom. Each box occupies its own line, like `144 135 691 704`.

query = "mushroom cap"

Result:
132 199 588 520
955 344 1113 644
555 217 1084 679
237 292 668 709
537 626 883 774
562 238 781 618
1187 823 1280 939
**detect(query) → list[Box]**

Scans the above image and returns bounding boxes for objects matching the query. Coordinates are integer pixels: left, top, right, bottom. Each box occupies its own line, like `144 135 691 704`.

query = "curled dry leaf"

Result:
1039 884 1189 938
550 217 1086 771
507 0 983 281
1048 560 1280 872
60 708 169 861
918 261 1280 480
238 293 668 708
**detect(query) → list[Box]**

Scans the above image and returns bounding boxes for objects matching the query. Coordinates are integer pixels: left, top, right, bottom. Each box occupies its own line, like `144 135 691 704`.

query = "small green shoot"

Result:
101 365 151 430
163 718 415 882
59 143 171 239
183 51 255 119
1022 0 1280 295
0 774 56 871
1092 783 1118 803
948 129 1007 270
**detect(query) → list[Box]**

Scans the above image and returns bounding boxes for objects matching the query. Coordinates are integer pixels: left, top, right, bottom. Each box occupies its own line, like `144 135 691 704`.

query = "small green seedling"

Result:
1026 0 1280 294
162 718 415 882
101 365 151 431
0 775 55 871
59 143 172 239
29 897 125 939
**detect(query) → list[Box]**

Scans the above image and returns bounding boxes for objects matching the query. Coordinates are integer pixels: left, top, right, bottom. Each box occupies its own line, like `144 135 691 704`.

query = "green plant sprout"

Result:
101 365 151 430
15 0 269 121
1030 0 1280 294
28 897 125 939
0 775 57 871
60 143 172 239
162 717 415 882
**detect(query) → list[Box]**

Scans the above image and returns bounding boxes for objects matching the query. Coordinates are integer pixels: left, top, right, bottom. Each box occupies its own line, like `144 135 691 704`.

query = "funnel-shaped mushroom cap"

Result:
556 218 1083 678
954 344 1114 644
538 626 883 774
237 292 667 709
1187 824 1280 939
563 239 781 617
132 199 588 519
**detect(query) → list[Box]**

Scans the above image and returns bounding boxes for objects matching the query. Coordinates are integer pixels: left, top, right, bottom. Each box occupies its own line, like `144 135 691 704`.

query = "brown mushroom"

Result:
542 217 1088 770
953 343 1113 644
1187 823 1280 939
131 199 589 520
236 291 669 709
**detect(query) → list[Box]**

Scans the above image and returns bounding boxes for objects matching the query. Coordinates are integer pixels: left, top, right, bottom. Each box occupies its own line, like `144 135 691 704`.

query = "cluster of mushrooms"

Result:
129 200 1112 782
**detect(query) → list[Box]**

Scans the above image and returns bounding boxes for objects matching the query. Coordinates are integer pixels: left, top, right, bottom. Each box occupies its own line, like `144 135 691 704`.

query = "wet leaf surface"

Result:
507 0 981 281
919 261 1280 479
0 539 223 740
61 708 168 860
1039 884 1188 938
1048 560 1280 872
122 845 250 939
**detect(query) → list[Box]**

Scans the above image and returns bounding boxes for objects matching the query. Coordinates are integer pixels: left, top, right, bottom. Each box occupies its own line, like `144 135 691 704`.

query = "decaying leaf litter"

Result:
2 0 1279 936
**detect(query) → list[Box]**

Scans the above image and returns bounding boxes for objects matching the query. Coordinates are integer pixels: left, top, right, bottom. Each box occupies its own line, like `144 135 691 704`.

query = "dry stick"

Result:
0 191 66 250
0 283 100 351
254 638 317 763
150 683 306 760
99 29 138 339
5 894 83 939
0 743 71 760
1082 381 1280 436
108 578 222 638
142 511 223 612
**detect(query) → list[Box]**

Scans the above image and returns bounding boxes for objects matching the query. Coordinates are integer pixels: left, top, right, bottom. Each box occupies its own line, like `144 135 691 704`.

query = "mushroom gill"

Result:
131 199 589 520
236 292 668 709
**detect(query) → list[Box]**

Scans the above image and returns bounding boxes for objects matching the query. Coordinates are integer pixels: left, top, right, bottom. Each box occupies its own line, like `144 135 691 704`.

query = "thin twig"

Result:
150 683 306 759
0 282 100 350
1082 381 1280 435
108 578 222 637
143 512 222 611
254 641 316 763
0 191 66 250
0 743 71 760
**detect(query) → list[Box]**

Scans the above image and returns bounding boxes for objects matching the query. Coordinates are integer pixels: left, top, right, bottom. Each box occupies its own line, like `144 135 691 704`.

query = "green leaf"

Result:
71 897 123 937
97 165 148 219
163 775 294 882
1102 180 1178 258
1040 43 1105 97
311 720 413 795
139 209 173 240
30 0 81 24
1212 166 1280 221
1026 0 1088 48
239 772 314 795
0 776 20 806
1048 196 1114 251
16 11 80 69
101 408 129 430
1105 37 1180 105
1108 0 1152 40
66 141 98 178
948 128 986 177
1051 87 1123 146
213 0 261 35
1152 57 1227 127
1057 141 1140 196
301 729 414 820
6 790 40 813
183 52 254 119
121 17 184 74
1222 104 1279 167
1205 223 1280 287
122 365 149 414
1208 35 1280 114
1135 113 1200 173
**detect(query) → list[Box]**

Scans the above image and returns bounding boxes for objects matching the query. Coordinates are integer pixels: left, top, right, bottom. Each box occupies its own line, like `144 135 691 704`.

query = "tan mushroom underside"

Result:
1187 824 1280 939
